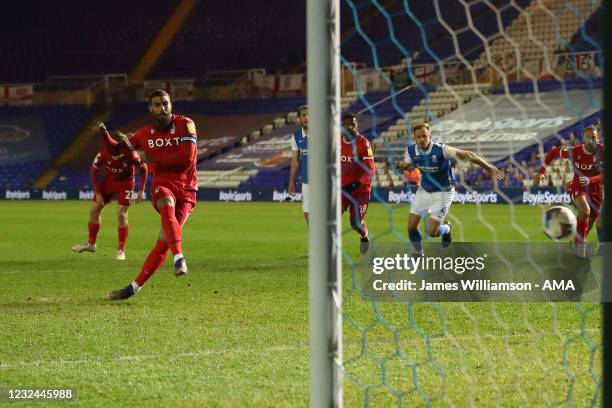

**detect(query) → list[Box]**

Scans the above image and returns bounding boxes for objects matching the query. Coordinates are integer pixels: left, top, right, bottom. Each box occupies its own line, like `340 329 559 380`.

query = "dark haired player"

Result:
341 113 375 254
100 90 199 299
538 125 605 257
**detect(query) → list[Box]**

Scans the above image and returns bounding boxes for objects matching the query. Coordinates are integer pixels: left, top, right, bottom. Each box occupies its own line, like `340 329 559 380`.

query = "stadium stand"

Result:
341 0 531 67
150 0 307 78
2 0 602 193
478 0 599 60
570 6 602 52
44 97 305 189
1 0 179 83
0 106 93 188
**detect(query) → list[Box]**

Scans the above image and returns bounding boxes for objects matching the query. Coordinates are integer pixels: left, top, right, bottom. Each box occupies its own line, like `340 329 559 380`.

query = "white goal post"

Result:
307 0 343 407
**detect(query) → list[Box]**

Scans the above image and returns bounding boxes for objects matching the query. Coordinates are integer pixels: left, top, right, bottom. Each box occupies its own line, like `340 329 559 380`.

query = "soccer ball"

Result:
542 206 577 240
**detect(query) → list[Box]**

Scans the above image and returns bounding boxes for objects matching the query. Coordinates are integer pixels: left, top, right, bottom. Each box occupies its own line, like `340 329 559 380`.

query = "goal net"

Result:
335 0 604 406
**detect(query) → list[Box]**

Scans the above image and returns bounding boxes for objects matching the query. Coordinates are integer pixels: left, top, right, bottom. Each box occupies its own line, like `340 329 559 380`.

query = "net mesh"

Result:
339 0 603 405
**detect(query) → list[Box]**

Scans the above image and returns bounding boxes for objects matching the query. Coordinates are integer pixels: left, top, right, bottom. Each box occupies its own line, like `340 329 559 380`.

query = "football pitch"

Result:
0 201 601 407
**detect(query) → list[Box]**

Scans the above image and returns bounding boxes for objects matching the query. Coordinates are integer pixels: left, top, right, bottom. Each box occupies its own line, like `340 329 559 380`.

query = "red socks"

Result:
576 216 589 243
88 223 129 249
134 240 169 287
88 222 100 245
159 205 182 256
585 215 598 238
118 225 129 251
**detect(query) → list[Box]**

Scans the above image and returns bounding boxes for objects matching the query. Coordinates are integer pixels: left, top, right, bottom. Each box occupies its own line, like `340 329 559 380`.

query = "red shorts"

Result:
96 180 135 206
151 179 197 226
568 179 603 215
341 190 370 236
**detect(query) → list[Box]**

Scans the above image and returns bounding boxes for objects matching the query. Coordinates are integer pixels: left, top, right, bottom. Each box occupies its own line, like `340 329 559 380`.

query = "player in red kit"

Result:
341 113 376 254
71 132 147 260
101 90 199 300
538 125 604 257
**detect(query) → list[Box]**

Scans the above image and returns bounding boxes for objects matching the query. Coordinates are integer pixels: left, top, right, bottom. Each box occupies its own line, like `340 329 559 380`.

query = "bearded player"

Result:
341 114 375 254
100 89 198 300
538 125 604 258
72 133 147 260
396 123 504 255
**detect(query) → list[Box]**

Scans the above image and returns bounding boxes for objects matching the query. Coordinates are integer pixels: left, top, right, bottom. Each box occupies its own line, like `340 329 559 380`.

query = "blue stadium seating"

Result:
150 0 307 78
490 76 603 94
341 0 532 67
570 6 602 52
241 169 290 189
0 106 92 188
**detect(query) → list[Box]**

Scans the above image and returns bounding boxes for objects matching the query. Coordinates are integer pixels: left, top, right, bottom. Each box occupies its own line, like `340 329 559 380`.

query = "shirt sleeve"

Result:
127 130 142 150
290 134 298 151
403 147 412 164
359 138 375 177
101 128 142 154
538 146 568 175
183 118 197 141
361 138 374 161
590 173 603 184
441 144 458 160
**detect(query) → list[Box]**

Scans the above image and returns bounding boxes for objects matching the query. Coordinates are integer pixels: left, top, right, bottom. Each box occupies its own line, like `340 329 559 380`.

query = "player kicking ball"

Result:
100 90 198 300
537 125 604 258
341 114 375 254
72 131 147 260
396 123 503 255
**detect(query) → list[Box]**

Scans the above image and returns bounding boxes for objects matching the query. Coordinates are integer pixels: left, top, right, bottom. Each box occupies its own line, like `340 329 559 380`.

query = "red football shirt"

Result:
125 114 198 191
92 148 141 183
543 143 604 184
341 134 375 192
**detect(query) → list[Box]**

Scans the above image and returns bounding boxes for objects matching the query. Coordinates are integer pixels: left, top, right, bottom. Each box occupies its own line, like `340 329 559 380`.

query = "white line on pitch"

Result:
0 328 601 370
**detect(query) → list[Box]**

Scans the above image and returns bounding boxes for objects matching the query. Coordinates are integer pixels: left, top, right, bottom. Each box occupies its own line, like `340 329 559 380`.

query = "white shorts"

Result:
409 188 454 222
301 183 309 213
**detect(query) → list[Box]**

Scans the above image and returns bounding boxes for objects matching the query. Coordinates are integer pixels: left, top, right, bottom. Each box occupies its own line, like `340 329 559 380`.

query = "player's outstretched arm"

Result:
98 123 135 155
455 148 504 181
536 146 567 183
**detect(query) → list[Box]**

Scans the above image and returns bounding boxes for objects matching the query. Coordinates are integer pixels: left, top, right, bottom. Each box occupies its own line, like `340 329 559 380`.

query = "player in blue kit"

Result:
288 105 309 223
396 123 504 254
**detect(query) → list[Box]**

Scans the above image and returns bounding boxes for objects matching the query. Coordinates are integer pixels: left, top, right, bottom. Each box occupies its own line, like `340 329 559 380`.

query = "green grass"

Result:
0 201 601 407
